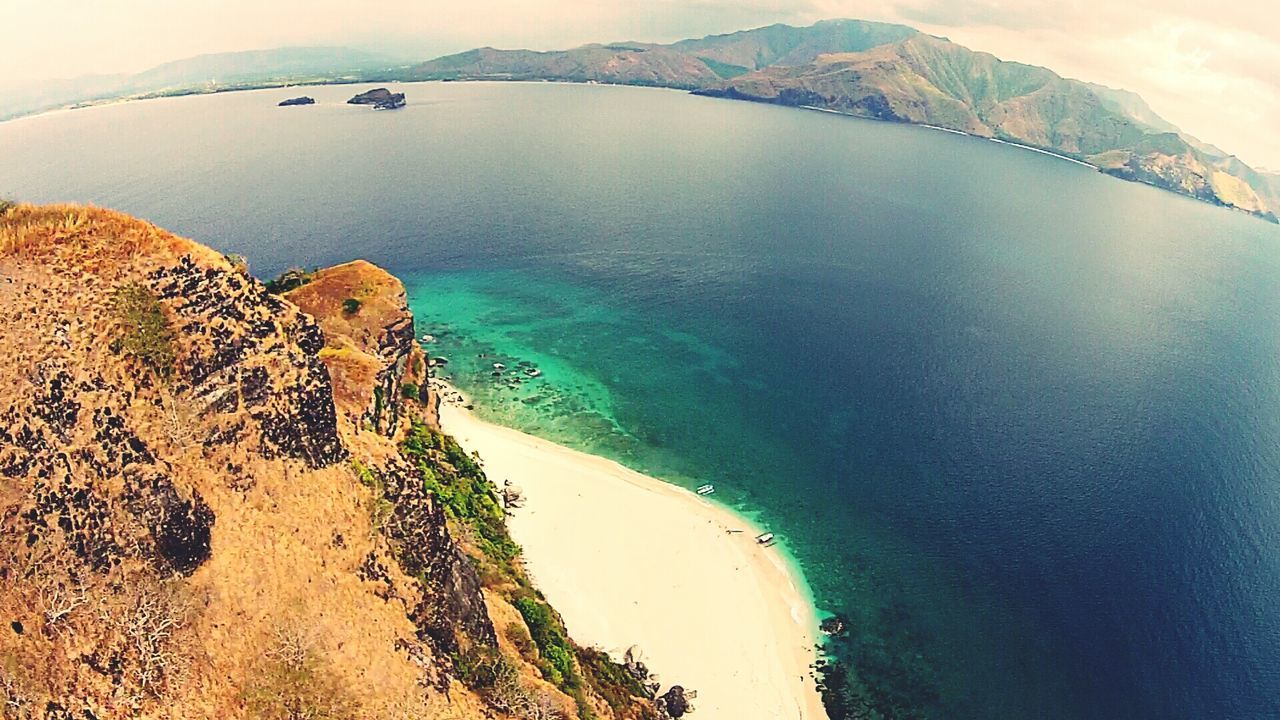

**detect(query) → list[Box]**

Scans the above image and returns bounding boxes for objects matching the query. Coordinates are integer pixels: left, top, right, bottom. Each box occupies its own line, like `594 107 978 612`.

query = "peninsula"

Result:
0 203 825 719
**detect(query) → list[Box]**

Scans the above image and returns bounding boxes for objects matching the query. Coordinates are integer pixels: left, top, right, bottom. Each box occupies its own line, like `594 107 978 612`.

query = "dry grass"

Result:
0 203 225 275
241 613 362 720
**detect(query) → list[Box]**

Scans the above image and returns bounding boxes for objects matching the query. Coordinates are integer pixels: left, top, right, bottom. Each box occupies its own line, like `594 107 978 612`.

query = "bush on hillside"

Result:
110 283 176 378
262 266 315 294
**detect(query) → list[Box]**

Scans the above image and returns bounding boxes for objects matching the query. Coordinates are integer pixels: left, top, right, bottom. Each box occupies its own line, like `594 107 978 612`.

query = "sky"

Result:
5 0 1279 169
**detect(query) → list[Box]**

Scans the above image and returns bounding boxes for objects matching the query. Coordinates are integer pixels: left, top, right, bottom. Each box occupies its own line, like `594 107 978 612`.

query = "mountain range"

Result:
0 47 404 121
4 20 1277 222
407 20 1279 223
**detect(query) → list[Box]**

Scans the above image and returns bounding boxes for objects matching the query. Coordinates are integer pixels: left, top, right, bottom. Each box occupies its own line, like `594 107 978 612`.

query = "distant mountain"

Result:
1083 83 1227 158
410 44 723 88
409 19 1276 223
4 21 1274 223
408 19 917 86
700 35 1154 154
0 47 404 120
124 46 400 87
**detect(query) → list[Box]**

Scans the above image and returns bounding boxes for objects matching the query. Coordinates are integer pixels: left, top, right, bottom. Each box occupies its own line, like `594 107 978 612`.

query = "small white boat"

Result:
493 363 506 371
696 484 715 496
755 532 775 545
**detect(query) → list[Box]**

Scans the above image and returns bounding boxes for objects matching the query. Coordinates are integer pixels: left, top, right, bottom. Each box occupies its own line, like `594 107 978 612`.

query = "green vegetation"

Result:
341 297 362 315
505 620 536 660
513 596 576 687
397 420 657 718
0 199 14 215
263 266 315 294
698 57 750 79
224 253 249 276
576 646 655 715
402 421 521 568
400 382 420 401
454 645 517 689
512 595 594 718
110 283 176 378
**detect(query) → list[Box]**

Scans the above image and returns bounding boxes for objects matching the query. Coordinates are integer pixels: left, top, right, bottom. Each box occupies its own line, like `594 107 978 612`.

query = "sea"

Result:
2 81 1278 719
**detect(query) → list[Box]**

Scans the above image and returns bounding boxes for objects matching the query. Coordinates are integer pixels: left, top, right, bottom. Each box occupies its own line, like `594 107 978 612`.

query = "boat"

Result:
696 484 715 496
755 532 775 546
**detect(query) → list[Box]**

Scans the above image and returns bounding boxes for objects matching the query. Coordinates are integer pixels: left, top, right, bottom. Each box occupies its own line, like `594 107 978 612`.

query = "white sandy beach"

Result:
437 389 828 720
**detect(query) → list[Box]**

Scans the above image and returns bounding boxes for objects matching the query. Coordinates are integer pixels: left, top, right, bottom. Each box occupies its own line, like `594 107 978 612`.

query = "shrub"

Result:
342 297 361 315
110 283 176 378
401 421 521 567
513 596 578 688
224 253 249 276
401 382 420 401
241 636 358 720
577 646 654 712
262 267 314 294
454 646 518 690
506 621 536 660
0 199 13 215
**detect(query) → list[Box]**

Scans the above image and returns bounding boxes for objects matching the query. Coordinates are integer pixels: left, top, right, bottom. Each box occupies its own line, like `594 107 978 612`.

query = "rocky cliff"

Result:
0 205 662 719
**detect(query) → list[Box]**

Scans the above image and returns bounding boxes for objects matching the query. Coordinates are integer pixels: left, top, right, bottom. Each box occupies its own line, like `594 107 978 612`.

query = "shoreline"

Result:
434 381 829 720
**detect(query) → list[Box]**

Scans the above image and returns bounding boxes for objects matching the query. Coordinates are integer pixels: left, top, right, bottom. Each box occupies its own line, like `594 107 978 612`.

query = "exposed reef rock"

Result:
277 96 316 107
348 87 406 110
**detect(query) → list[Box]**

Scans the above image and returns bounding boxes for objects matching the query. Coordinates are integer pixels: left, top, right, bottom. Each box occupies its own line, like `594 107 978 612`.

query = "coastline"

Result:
434 382 828 720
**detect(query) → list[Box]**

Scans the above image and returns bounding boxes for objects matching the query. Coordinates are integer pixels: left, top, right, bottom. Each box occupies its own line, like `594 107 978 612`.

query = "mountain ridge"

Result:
411 20 1278 223
4 20 1273 222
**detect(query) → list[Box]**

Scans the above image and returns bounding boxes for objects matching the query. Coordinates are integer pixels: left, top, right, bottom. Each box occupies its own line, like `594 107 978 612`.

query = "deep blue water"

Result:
2 82 1279 719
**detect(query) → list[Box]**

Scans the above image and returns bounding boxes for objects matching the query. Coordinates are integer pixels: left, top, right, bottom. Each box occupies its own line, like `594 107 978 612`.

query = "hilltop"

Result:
0 205 670 719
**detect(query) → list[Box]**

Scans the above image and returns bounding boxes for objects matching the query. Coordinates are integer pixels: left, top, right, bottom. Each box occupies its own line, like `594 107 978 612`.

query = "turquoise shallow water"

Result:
3 81 1280 719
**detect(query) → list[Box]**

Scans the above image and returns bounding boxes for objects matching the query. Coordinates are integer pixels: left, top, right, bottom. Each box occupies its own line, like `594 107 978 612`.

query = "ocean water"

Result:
2 81 1279 719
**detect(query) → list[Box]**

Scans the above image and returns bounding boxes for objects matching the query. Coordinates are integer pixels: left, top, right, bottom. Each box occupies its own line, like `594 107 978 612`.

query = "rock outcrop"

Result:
347 88 406 110
284 260 434 437
278 96 316 107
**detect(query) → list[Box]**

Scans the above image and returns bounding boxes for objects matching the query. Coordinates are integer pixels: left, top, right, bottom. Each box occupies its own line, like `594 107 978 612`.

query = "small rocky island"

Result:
277 96 315 107
347 87 406 110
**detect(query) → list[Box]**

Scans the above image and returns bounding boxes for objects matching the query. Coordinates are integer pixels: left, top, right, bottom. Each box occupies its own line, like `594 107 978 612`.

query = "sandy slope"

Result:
438 392 828 720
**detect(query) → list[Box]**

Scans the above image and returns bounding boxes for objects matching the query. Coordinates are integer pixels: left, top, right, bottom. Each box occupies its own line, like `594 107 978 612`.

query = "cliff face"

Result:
283 260 436 437
0 205 660 720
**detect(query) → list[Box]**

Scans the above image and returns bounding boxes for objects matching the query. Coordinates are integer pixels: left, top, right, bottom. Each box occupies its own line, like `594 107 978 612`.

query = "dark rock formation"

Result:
657 686 692 718
277 96 315 107
369 312 417 435
820 613 849 637
366 455 497 654
148 256 345 468
347 88 405 110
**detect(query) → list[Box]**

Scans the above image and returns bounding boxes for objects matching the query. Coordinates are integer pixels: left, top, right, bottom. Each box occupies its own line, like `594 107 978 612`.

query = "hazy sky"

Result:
6 0 1279 168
